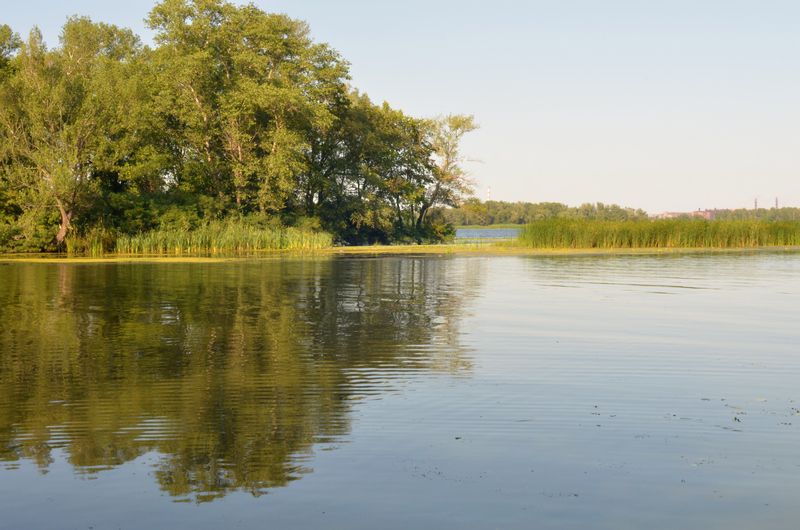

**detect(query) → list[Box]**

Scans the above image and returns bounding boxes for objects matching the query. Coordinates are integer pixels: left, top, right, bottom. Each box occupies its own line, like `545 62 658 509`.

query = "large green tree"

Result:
146 0 348 212
0 19 142 245
300 92 435 243
416 115 478 230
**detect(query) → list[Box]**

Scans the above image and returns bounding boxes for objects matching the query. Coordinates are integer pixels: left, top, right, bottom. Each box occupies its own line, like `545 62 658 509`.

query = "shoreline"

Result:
2 245 800 263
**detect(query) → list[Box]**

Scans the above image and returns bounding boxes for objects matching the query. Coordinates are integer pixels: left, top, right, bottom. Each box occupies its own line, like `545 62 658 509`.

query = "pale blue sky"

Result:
4 0 799 212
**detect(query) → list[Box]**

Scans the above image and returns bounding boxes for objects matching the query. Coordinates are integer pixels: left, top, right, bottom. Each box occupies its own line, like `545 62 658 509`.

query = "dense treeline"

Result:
712 208 800 221
0 1 476 252
439 199 649 226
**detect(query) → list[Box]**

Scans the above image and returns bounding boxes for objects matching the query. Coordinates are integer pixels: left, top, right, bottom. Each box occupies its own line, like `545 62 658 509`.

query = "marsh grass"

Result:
518 219 800 249
115 220 332 255
65 228 115 257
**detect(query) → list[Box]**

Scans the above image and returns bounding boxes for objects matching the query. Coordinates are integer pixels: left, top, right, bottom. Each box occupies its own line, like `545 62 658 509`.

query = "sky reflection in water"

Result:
1 254 799 529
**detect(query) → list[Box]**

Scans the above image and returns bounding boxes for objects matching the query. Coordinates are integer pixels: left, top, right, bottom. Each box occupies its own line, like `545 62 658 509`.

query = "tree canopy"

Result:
0 1 478 251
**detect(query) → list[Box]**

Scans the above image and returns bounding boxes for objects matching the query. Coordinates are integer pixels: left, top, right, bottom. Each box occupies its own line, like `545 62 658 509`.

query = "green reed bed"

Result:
65 227 116 257
517 219 800 249
115 221 333 255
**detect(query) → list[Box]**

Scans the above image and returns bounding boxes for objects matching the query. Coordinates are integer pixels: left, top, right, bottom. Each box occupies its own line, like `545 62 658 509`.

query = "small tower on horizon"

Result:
486 187 492 202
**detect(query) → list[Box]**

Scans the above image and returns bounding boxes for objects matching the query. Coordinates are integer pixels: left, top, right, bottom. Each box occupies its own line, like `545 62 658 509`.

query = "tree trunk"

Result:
55 199 72 245
416 202 431 230
417 183 440 229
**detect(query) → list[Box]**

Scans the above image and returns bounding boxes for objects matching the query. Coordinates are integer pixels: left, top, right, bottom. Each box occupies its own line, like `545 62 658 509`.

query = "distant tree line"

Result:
712 208 800 221
439 200 800 226
439 199 649 226
0 1 477 252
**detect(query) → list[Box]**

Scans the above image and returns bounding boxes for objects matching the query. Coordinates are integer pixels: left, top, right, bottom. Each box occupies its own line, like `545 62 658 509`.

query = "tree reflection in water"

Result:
0 257 483 502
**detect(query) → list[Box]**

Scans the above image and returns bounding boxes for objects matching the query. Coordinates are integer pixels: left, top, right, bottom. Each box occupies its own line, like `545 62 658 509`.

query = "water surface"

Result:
1 254 799 529
455 227 521 240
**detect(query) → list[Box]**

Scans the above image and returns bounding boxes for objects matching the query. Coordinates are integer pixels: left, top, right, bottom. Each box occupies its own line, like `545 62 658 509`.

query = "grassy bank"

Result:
518 219 800 249
112 221 333 255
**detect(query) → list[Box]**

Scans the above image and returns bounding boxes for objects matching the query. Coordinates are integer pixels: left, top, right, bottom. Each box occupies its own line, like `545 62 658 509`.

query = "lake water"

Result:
455 227 521 240
1 253 799 529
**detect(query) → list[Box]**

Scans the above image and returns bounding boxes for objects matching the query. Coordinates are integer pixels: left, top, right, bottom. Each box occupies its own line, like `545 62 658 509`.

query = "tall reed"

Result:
65 227 115 257
517 219 800 249
115 220 332 255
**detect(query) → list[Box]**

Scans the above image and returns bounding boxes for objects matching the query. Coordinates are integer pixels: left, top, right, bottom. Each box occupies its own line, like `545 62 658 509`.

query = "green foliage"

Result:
417 209 456 243
0 18 144 246
145 0 348 212
0 222 18 250
418 115 478 221
0 2 476 252
518 219 800 249
0 24 21 74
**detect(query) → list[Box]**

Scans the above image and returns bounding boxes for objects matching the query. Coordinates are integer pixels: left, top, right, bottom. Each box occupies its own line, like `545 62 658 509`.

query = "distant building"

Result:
690 209 716 220
653 212 684 219
653 209 717 220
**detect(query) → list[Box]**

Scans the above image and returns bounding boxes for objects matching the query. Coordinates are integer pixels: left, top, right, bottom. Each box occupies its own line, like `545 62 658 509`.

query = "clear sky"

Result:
5 0 799 212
